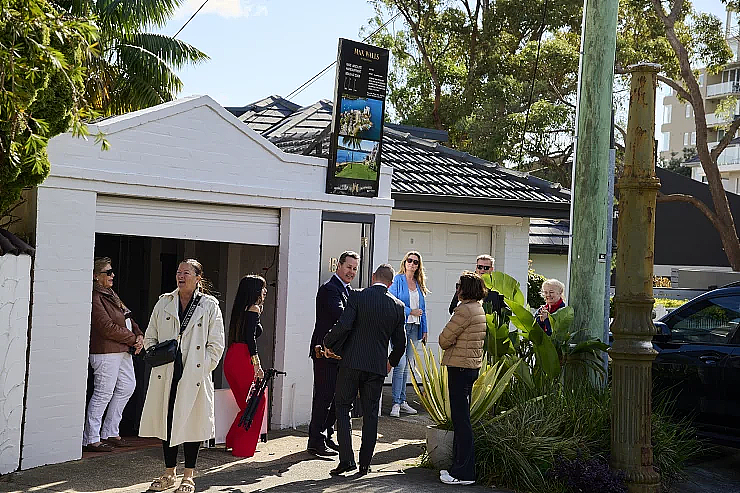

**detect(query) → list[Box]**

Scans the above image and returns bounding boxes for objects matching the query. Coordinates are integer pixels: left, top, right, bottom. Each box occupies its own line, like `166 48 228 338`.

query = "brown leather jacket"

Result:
90 289 143 354
439 300 487 369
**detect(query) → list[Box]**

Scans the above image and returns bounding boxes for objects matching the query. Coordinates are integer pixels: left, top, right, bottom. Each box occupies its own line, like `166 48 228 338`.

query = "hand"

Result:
421 333 427 344
411 308 423 317
133 335 144 354
538 309 548 322
324 347 342 360
387 361 392 374
254 365 265 380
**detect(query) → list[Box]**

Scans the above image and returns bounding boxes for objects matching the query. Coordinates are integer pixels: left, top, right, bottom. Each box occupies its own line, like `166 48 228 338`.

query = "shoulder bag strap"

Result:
179 294 202 337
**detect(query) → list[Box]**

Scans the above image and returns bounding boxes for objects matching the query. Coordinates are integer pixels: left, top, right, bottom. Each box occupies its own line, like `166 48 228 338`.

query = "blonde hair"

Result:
541 279 565 298
399 250 429 295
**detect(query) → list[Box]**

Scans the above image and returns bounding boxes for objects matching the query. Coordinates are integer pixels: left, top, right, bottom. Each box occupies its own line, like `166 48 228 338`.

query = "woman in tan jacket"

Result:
438 271 487 486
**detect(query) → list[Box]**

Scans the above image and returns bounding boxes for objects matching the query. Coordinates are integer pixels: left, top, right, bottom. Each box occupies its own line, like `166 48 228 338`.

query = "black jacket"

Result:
324 284 406 376
309 275 349 359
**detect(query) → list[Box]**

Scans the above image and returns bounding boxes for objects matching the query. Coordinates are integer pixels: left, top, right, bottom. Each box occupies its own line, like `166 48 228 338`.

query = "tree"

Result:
659 147 695 177
0 0 99 223
364 0 582 185
618 0 740 270
59 0 209 116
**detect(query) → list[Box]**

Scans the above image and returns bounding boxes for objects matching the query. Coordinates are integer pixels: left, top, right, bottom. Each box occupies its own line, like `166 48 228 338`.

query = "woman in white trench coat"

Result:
140 259 225 493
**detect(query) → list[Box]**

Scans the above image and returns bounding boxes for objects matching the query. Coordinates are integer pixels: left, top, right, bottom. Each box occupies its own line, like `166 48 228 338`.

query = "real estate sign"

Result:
326 38 389 197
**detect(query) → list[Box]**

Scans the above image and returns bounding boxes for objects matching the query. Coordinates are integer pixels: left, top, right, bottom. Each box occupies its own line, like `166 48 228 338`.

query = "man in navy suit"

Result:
324 264 406 476
306 251 360 457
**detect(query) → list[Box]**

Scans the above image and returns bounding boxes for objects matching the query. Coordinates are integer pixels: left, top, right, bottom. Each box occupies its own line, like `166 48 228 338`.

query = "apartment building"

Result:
660 10 740 194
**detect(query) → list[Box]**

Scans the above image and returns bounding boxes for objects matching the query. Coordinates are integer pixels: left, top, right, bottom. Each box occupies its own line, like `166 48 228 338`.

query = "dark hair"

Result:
179 258 216 296
457 271 487 301
374 263 395 284
339 251 360 264
228 275 266 343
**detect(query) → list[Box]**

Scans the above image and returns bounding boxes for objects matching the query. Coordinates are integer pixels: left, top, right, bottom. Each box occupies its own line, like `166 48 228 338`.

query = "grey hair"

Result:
541 278 565 296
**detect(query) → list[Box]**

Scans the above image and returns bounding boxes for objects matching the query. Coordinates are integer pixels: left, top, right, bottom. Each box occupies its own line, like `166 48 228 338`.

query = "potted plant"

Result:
409 343 520 468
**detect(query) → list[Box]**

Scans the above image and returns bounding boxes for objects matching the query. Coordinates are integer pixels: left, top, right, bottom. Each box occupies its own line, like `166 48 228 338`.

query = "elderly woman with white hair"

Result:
536 279 566 336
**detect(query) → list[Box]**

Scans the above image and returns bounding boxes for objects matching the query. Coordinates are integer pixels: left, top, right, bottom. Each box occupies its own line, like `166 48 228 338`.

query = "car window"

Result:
667 295 740 344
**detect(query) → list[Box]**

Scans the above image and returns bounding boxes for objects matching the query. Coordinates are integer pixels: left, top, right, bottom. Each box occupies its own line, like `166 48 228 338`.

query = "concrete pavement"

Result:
0 403 511 493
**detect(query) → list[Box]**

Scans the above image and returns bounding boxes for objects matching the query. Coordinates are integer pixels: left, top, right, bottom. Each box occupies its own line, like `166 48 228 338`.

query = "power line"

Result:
517 0 551 168
173 0 211 39
286 11 402 100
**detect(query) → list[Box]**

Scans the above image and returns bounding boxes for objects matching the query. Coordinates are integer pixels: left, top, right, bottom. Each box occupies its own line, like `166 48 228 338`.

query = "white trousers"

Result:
83 352 136 445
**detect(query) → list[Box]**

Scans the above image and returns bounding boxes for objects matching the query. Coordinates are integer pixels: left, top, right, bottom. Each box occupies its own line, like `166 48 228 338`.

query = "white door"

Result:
388 221 492 359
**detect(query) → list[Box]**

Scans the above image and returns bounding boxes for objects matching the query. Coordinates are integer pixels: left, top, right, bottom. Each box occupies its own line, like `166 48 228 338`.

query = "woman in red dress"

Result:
224 275 268 457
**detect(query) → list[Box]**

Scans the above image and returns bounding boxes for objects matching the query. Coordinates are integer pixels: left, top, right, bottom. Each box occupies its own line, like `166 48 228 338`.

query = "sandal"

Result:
148 474 176 491
174 477 195 493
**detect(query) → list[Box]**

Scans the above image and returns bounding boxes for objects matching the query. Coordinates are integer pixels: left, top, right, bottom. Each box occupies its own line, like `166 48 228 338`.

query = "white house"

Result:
9 94 570 470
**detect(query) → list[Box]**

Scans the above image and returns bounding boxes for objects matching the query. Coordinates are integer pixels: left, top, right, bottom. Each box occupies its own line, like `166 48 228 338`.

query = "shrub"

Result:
528 269 547 308
548 454 627 493
473 381 701 493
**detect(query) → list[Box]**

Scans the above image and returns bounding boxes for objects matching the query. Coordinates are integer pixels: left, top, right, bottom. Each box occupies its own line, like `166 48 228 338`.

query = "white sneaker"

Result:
390 403 400 417
400 402 417 414
440 471 475 485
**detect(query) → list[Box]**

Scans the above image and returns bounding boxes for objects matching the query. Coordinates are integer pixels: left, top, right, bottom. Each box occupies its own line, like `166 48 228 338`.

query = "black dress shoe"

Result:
325 438 340 452
330 462 357 475
359 465 371 476
307 446 338 457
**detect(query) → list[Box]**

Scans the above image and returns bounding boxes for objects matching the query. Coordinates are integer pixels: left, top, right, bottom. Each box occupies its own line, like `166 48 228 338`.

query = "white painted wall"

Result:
23 96 394 468
0 254 31 474
23 187 97 469
530 253 569 282
494 221 531 303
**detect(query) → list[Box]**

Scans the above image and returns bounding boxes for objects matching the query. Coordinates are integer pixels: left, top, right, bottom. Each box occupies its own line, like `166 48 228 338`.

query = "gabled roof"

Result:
529 219 570 254
226 95 300 120
228 96 571 219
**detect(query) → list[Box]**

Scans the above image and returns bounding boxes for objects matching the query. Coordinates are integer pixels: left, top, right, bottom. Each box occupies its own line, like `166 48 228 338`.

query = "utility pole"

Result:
610 63 661 493
567 0 619 368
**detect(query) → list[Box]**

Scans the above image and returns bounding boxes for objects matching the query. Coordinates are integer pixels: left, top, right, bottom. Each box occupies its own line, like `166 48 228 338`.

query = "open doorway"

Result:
87 234 278 444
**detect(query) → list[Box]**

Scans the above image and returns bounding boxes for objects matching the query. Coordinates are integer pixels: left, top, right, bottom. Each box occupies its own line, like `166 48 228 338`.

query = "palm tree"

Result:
60 0 209 115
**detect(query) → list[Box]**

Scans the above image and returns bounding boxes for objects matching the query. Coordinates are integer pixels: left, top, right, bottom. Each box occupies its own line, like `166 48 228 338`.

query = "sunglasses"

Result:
477 265 492 271
99 269 114 276
406 258 420 265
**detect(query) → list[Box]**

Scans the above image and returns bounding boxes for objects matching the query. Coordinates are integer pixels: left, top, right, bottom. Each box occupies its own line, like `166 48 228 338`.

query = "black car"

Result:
652 285 740 435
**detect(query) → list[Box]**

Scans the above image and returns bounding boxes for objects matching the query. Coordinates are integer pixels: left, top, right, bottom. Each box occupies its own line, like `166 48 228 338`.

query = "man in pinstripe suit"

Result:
323 264 407 476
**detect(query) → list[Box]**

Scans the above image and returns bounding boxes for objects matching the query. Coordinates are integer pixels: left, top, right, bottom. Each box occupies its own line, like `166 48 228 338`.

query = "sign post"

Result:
326 39 389 197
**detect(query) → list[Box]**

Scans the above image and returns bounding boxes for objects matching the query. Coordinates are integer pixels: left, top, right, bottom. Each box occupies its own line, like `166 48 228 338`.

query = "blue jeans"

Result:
392 323 420 404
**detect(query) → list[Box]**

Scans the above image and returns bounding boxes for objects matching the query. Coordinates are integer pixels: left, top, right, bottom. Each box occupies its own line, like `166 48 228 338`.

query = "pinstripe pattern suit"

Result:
324 284 406 469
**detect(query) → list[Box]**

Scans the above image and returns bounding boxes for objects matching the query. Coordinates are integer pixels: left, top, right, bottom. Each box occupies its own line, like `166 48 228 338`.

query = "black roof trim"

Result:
0 229 34 256
384 123 449 142
392 193 570 219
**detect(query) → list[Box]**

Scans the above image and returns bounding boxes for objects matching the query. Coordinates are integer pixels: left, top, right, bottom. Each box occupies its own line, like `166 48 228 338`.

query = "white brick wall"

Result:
0 254 31 474
22 187 96 469
494 220 531 304
273 208 322 428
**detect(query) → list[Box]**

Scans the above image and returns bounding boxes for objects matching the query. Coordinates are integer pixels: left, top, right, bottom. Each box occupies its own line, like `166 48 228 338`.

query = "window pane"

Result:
663 105 672 124
669 296 740 344
691 132 696 145
662 132 670 151
686 104 692 118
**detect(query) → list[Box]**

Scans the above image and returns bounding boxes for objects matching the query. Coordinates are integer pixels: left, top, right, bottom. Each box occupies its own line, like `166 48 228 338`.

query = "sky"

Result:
159 0 733 110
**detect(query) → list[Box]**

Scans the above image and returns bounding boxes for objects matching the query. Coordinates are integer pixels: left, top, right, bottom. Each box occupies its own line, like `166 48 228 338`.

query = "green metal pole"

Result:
610 63 661 493
567 0 619 367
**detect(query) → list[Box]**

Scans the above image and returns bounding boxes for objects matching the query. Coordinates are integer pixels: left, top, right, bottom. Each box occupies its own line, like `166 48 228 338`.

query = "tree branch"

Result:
649 0 669 24
711 116 740 161
657 74 691 102
657 192 721 230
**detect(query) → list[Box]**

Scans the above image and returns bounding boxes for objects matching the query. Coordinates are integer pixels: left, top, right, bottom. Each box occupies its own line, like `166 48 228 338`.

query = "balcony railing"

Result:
706 81 740 98
705 112 736 126
708 141 740 166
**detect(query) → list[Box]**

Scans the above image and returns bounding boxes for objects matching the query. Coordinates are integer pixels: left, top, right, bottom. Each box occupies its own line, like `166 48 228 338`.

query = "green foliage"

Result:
59 0 209 116
654 298 688 309
528 268 547 308
409 342 519 429
659 147 695 177
364 0 582 184
474 382 702 492
0 0 99 216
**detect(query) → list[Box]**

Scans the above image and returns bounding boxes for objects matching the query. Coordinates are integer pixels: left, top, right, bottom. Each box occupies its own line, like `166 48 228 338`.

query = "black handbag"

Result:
144 294 202 367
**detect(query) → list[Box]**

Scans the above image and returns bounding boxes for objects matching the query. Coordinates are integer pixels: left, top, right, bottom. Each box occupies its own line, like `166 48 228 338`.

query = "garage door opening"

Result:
87 233 278 449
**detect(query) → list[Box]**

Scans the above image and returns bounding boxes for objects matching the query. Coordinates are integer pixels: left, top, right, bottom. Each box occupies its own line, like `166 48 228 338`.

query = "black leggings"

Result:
162 348 201 469
163 440 201 468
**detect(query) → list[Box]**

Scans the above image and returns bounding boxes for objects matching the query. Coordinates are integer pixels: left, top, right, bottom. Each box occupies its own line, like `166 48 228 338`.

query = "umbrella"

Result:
239 368 286 431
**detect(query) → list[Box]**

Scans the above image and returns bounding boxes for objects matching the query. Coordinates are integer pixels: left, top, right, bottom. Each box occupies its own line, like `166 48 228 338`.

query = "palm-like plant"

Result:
60 0 209 115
